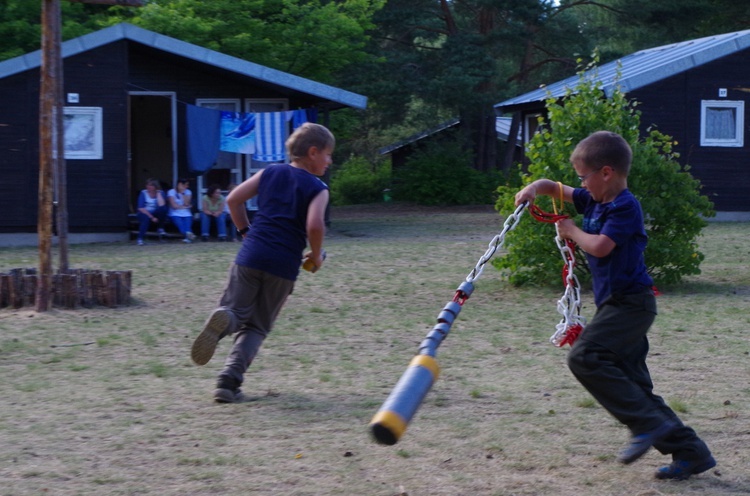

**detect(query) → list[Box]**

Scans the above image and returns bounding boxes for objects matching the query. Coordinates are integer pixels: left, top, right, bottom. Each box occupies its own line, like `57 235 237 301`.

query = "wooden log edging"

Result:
0 268 131 309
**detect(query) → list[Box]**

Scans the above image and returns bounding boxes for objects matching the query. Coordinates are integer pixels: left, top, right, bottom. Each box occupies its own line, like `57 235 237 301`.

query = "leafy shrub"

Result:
494 66 714 286
392 137 499 205
330 156 391 205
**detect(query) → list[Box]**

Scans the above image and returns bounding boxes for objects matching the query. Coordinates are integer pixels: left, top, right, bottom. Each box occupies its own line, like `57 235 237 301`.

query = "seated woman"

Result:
135 178 168 246
200 183 228 241
168 178 196 243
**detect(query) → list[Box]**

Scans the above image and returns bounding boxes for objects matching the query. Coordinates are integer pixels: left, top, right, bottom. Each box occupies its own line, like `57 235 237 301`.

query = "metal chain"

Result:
549 223 586 346
465 202 527 284
461 201 584 347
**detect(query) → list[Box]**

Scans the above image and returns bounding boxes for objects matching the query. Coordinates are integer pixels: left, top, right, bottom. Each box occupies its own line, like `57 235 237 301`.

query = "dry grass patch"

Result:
0 204 748 495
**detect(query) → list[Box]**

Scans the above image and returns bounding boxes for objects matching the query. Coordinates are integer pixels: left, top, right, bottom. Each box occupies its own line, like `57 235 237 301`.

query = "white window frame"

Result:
700 100 744 147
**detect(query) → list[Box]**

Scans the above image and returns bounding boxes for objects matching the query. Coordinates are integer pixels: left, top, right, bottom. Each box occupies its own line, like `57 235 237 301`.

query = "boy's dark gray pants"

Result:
217 264 294 388
567 291 712 462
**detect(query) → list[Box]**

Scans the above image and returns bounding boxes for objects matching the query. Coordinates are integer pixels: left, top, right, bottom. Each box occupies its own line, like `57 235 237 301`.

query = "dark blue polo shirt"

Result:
572 188 653 307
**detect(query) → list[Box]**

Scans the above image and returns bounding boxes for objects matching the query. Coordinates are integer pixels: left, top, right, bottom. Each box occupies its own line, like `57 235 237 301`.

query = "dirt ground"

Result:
0 203 748 496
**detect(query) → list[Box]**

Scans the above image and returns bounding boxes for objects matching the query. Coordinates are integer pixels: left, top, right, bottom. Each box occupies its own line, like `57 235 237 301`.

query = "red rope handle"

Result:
528 204 569 224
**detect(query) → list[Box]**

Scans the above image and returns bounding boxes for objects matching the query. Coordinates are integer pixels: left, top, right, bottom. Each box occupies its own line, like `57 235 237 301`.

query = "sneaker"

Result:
191 308 233 365
183 238 192 244
201 235 209 242
617 420 677 464
655 455 716 480
218 236 227 242
213 387 248 404
136 239 145 246
186 231 196 241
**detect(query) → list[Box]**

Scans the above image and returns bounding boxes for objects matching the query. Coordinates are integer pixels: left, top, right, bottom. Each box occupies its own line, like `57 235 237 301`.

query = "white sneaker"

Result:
186 232 196 241
137 239 145 246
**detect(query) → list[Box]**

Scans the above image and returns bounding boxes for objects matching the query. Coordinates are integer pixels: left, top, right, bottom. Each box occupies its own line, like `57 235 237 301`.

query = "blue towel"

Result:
186 104 221 175
220 111 256 154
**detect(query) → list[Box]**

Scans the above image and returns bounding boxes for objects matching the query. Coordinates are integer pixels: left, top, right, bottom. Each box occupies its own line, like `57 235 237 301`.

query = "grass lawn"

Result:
1 204 748 495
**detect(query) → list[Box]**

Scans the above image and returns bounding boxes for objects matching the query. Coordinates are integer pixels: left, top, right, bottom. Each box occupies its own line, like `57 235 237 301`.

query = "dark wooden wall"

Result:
632 50 750 212
0 39 330 233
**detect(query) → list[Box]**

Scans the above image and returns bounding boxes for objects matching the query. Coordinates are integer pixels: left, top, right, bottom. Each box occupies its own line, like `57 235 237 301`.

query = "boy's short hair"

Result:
286 123 335 161
570 131 632 175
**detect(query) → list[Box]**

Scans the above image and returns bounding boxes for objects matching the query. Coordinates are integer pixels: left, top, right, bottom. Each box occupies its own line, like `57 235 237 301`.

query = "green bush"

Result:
330 156 391 205
393 137 499 206
494 66 714 286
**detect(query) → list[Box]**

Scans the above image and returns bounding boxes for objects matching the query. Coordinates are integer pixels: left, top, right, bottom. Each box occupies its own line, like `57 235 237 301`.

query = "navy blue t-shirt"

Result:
235 164 328 281
572 188 653 307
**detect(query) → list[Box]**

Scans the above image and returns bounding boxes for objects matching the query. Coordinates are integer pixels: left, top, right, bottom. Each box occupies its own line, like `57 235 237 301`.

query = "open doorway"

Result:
128 92 177 211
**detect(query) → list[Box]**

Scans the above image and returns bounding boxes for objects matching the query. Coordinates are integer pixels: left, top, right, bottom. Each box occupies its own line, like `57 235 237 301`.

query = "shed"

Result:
0 23 367 245
495 29 750 220
379 117 523 169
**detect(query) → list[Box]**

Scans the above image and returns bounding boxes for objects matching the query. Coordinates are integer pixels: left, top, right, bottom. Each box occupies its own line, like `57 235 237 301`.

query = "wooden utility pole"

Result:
38 0 61 311
37 0 144 311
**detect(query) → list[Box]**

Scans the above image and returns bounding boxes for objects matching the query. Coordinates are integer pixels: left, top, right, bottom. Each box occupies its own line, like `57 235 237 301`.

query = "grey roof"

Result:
0 22 367 110
495 29 750 113
378 118 460 155
379 117 519 155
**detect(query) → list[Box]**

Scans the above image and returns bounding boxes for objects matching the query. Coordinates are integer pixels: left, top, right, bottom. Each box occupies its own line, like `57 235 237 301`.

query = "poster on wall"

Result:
63 106 103 159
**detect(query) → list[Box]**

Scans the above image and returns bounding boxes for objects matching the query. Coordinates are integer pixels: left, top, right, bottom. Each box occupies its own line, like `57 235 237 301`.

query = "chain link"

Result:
549 223 586 346
462 201 585 347
465 202 527 284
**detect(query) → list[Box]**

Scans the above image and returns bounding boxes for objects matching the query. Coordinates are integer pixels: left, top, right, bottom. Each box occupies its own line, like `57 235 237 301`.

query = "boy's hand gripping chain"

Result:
369 203 527 446
528 205 586 347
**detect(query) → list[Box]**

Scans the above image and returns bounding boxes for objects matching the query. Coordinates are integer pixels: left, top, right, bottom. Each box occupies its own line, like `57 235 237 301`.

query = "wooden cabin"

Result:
0 23 366 246
495 29 750 220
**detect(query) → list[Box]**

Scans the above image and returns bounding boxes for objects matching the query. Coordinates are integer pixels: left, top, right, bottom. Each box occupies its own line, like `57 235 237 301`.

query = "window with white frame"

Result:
701 100 744 147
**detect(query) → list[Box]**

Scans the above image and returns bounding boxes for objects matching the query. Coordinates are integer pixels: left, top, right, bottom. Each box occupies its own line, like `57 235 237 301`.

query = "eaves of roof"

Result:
0 22 367 110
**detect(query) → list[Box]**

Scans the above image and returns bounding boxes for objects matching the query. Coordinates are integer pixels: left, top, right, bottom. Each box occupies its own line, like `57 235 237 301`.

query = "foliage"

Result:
392 135 500 206
0 0 384 85
343 0 597 168
571 0 750 64
102 0 385 84
493 64 714 286
329 156 391 206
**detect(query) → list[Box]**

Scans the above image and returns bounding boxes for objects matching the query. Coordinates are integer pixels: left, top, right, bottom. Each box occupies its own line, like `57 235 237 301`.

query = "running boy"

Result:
190 122 332 403
514 131 715 480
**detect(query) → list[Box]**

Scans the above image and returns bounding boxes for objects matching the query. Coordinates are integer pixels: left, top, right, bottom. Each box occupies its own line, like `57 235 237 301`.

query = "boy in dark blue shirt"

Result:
515 131 715 480
190 123 333 404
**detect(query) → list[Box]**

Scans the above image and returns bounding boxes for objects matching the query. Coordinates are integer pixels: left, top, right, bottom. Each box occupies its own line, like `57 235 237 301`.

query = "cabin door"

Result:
128 92 177 210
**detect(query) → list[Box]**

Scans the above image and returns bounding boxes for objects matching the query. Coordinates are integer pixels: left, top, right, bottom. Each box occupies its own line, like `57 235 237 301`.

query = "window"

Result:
701 100 744 147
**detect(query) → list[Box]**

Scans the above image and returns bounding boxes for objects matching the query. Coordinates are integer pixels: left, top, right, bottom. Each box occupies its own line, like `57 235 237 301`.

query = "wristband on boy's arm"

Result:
236 226 250 237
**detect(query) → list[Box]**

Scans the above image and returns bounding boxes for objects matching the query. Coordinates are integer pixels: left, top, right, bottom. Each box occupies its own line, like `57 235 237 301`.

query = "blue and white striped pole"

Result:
369 282 474 445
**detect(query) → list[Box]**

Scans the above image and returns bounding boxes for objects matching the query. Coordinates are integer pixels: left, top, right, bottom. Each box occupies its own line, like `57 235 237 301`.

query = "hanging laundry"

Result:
291 109 308 130
255 111 288 162
220 111 256 154
186 104 221 175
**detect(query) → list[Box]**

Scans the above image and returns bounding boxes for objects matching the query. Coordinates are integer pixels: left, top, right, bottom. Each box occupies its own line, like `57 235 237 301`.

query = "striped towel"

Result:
255 111 287 162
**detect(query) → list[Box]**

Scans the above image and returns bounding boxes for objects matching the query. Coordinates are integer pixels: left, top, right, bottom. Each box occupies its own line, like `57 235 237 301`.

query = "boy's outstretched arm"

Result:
515 179 574 206
304 189 329 271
